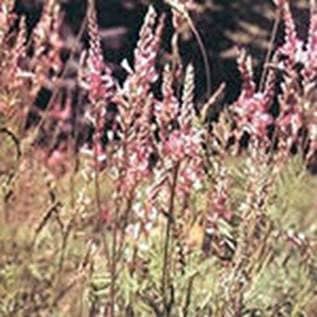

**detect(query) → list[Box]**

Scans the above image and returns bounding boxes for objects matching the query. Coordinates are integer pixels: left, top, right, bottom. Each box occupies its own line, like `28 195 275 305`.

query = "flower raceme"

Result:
274 0 317 82
232 49 274 142
132 6 164 89
0 1 15 45
80 0 116 108
121 5 165 115
273 0 317 154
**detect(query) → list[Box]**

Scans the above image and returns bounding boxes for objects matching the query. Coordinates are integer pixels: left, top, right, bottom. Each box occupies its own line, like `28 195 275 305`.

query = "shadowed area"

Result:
15 0 310 101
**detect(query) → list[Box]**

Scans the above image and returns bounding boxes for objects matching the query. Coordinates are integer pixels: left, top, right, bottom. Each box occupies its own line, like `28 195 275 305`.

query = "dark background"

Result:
14 0 310 102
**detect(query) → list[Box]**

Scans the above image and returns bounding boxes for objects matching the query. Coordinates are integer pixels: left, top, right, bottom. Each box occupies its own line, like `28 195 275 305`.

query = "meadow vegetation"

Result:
0 0 317 316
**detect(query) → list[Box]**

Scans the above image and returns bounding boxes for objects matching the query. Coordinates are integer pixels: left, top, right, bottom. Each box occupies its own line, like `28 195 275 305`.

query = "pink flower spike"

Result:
84 0 116 105
302 1 317 81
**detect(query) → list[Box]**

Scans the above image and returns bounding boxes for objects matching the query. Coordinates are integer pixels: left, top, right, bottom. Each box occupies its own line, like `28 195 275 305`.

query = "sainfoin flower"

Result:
80 0 116 107
232 49 274 141
274 0 304 68
276 78 303 149
119 5 165 126
0 1 15 45
128 6 165 94
6 17 27 87
275 0 317 81
273 0 317 152
302 2 317 82
155 64 179 139
31 0 64 89
161 64 204 197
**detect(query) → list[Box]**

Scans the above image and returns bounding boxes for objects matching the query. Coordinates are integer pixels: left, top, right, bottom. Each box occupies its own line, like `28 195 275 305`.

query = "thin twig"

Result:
183 275 196 317
109 203 120 317
32 201 62 247
259 7 281 92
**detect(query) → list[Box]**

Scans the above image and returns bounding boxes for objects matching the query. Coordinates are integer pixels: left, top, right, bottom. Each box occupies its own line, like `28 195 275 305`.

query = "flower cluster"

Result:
274 0 317 156
80 1 116 108
0 1 15 46
232 49 274 143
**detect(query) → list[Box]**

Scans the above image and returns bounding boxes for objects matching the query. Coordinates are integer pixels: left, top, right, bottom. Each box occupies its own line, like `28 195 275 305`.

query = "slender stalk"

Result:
56 136 78 275
109 200 121 317
108 117 131 316
116 194 135 262
93 159 102 215
259 8 281 92
186 17 211 99
161 162 180 316
183 275 195 317
167 0 211 98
